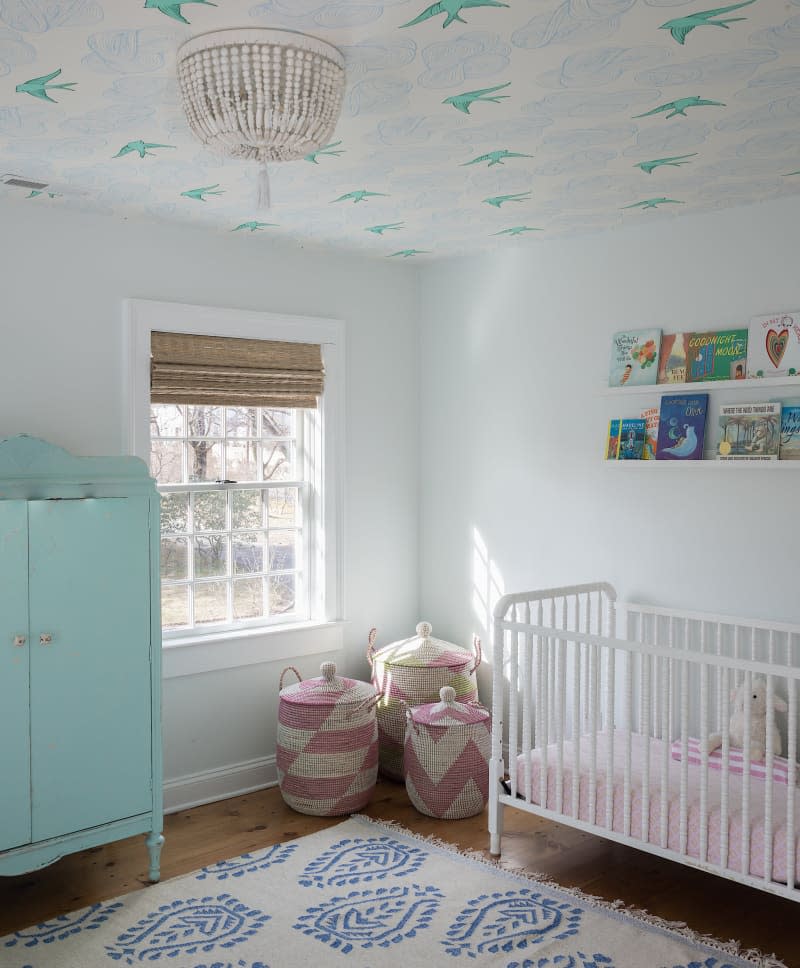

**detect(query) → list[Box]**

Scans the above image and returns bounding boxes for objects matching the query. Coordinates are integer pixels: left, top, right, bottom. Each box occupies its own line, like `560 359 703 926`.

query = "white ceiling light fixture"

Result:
177 28 345 209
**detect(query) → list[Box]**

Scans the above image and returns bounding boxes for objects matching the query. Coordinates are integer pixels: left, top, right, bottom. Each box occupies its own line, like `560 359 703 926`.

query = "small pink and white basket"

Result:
276 661 379 816
404 685 491 820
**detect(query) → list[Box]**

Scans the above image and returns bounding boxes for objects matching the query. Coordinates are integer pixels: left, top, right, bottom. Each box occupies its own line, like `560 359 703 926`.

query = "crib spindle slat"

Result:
742 670 752 876
720 666 731 871
699 651 709 864
787 668 797 890
521 606 532 804
679 653 690 857
623 646 633 839
764 671 775 883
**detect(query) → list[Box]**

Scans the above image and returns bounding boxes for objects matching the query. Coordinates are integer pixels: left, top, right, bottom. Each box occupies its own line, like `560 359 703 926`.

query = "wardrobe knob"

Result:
13 635 26 647
39 633 53 645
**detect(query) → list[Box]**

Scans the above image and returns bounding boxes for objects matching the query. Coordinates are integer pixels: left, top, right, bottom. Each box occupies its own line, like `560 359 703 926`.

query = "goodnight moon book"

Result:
656 393 709 460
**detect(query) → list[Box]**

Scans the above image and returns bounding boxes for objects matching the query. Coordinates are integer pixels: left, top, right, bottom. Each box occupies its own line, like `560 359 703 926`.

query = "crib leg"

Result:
489 757 504 856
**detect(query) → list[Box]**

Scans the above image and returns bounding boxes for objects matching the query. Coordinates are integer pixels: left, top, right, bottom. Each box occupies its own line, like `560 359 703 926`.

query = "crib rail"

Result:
489 583 800 903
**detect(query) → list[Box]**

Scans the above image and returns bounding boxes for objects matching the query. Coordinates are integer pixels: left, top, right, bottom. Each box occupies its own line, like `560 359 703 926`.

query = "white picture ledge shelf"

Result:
606 460 800 469
602 376 800 397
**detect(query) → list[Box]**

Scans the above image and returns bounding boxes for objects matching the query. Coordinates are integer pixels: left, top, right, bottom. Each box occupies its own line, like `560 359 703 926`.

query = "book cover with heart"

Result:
746 312 800 378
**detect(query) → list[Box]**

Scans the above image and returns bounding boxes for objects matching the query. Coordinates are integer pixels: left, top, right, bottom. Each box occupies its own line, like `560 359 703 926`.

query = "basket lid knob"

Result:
416 621 433 638
440 685 456 704
320 661 337 682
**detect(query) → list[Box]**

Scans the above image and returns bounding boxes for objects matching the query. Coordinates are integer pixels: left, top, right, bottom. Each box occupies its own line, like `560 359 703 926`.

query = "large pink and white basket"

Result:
276 661 379 816
368 621 481 781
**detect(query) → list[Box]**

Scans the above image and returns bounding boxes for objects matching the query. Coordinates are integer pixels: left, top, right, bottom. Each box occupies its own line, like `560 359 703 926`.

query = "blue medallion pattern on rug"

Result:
191 962 270 968
197 843 297 881
294 884 443 953
443 890 583 958
105 894 270 964
3 901 123 948
298 836 428 888
669 961 739 968
507 954 615 968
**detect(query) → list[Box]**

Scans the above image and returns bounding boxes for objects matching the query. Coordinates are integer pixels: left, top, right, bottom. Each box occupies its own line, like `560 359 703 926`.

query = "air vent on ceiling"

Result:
2 175 49 190
1 173 96 199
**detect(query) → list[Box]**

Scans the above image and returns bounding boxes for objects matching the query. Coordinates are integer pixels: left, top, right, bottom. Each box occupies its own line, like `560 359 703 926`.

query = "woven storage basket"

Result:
276 661 378 816
404 685 491 819
368 621 481 781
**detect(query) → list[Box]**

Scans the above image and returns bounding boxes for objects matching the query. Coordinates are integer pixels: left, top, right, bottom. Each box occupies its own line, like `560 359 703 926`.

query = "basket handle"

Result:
349 690 381 720
279 665 302 690
403 700 420 736
366 627 378 665
470 635 482 674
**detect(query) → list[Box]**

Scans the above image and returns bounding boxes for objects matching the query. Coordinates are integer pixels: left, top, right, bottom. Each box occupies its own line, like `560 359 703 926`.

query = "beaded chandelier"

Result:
177 28 346 208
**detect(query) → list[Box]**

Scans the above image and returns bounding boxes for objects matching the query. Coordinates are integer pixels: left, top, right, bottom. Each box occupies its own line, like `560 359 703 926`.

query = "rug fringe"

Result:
350 814 787 968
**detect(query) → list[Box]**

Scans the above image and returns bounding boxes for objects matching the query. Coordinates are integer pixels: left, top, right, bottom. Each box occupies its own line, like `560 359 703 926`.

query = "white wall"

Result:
0 201 420 807
418 196 800 679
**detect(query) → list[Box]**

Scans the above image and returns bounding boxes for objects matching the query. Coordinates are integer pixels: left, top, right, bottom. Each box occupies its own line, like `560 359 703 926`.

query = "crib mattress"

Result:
515 731 800 884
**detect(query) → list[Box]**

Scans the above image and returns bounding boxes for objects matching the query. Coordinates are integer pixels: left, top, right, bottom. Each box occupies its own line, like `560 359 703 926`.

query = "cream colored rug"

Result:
1 816 784 968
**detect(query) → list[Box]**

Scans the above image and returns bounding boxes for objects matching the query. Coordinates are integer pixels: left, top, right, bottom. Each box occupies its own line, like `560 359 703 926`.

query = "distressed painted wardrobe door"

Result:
0 501 31 852
28 497 152 841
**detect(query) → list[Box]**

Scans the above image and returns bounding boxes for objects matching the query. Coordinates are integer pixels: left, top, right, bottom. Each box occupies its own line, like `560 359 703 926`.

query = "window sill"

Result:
161 620 347 679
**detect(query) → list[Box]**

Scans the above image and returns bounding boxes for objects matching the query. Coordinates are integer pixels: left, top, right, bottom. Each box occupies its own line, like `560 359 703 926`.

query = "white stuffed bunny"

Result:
706 678 787 761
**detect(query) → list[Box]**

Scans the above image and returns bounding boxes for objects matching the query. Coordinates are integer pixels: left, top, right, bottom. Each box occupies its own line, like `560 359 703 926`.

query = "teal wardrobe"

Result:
0 436 163 881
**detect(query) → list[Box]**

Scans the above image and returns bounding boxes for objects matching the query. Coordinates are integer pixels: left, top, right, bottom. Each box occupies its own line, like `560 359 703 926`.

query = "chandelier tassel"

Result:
256 161 271 210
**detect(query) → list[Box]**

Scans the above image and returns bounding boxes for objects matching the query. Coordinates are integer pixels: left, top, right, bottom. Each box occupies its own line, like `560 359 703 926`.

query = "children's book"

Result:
657 333 690 384
686 329 748 382
746 312 800 378
717 402 781 460
605 419 621 459
779 403 800 460
656 393 708 460
619 419 646 459
640 406 659 460
608 329 660 387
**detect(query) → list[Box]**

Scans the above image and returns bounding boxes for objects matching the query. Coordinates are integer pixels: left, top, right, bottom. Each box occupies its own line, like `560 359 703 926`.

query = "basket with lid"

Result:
276 661 379 816
368 621 481 781
404 685 491 819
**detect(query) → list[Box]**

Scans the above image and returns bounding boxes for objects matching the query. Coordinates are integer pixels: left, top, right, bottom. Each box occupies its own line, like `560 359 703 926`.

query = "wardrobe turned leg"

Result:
146 832 165 883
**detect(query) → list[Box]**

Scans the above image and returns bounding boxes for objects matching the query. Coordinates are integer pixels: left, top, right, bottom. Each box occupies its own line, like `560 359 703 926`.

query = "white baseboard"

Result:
164 755 277 814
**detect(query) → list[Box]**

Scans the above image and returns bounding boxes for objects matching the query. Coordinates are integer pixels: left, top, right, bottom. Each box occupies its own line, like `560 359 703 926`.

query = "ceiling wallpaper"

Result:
1 0 799 258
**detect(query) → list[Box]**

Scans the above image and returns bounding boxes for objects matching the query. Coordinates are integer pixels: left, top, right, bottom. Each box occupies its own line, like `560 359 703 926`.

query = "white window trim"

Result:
123 298 345 674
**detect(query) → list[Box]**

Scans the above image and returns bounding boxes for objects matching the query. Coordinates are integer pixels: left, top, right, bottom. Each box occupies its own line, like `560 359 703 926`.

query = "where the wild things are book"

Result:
747 312 800 378
656 393 708 460
608 329 660 387
718 403 782 460
657 333 690 384
686 329 748 382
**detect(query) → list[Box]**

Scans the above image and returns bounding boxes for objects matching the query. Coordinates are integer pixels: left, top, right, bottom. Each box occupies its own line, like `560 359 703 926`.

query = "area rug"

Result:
1 815 784 968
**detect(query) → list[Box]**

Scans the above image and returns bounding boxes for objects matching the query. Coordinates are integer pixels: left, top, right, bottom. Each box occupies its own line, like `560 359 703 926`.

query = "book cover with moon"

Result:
718 402 781 460
746 312 800 378
608 329 660 387
656 393 709 460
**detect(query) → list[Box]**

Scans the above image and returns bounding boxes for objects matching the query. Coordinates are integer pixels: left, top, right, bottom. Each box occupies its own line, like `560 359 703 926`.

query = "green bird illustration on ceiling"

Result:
483 192 531 208
332 190 389 203
365 222 404 235
389 250 430 257
786 170 800 177
26 190 59 199
304 142 345 164
232 221 278 232
114 141 176 159
443 82 510 114
15 69 76 104
144 0 217 24
660 0 757 45
181 185 225 201
494 226 542 236
401 0 509 29
462 150 533 168
634 97 726 120
622 198 685 210
635 154 698 174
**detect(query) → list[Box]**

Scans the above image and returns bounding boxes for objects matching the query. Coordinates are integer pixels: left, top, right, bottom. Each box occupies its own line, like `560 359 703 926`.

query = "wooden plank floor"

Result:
1 781 798 965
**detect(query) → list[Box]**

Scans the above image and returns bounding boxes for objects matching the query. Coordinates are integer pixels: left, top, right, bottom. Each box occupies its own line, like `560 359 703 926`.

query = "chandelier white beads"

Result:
177 28 345 206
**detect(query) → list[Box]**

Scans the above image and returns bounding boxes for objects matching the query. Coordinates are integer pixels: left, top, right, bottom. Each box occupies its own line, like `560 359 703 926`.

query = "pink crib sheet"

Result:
515 731 800 884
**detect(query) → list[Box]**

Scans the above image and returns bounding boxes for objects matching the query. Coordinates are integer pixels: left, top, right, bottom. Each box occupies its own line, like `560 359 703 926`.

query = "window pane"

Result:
226 407 258 438
233 577 265 621
232 489 263 530
187 405 222 437
151 440 184 484
261 408 294 437
151 404 184 437
269 574 295 615
262 440 293 481
192 490 227 531
161 491 189 533
232 532 266 575
194 535 228 578
226 440 259 482
194 581 228 625
187 440 222 481
161 537 189 581
161 584 190 629
269 530 296 571
267 487 298 528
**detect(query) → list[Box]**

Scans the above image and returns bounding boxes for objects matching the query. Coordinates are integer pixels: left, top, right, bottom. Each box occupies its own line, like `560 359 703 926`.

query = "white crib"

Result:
489 582 800 902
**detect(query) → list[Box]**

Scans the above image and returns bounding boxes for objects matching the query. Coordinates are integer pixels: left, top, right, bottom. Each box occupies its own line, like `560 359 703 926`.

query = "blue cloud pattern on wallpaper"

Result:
512 0 636 51
734 67 800 101
0 103 48 134
417 31 510 89
0 28 35 75
82 28 179 74
62 103 155 135
249 0 409 30
523 89 662 119
716 96 800 132
342 38 417 75
539 45 670 89
345 76 412 115
366 115 438 144
750 16 800 51
634 48 776 87
0 0 103 32
623 120 710 155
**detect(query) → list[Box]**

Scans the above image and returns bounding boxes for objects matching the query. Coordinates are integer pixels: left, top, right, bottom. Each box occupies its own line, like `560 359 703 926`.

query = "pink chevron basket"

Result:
404 686 491 819
368 622 481 781
276 662 379 816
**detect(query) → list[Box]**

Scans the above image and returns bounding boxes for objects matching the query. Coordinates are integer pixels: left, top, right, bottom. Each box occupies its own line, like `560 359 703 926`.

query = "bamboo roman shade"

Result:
150 332 324 409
